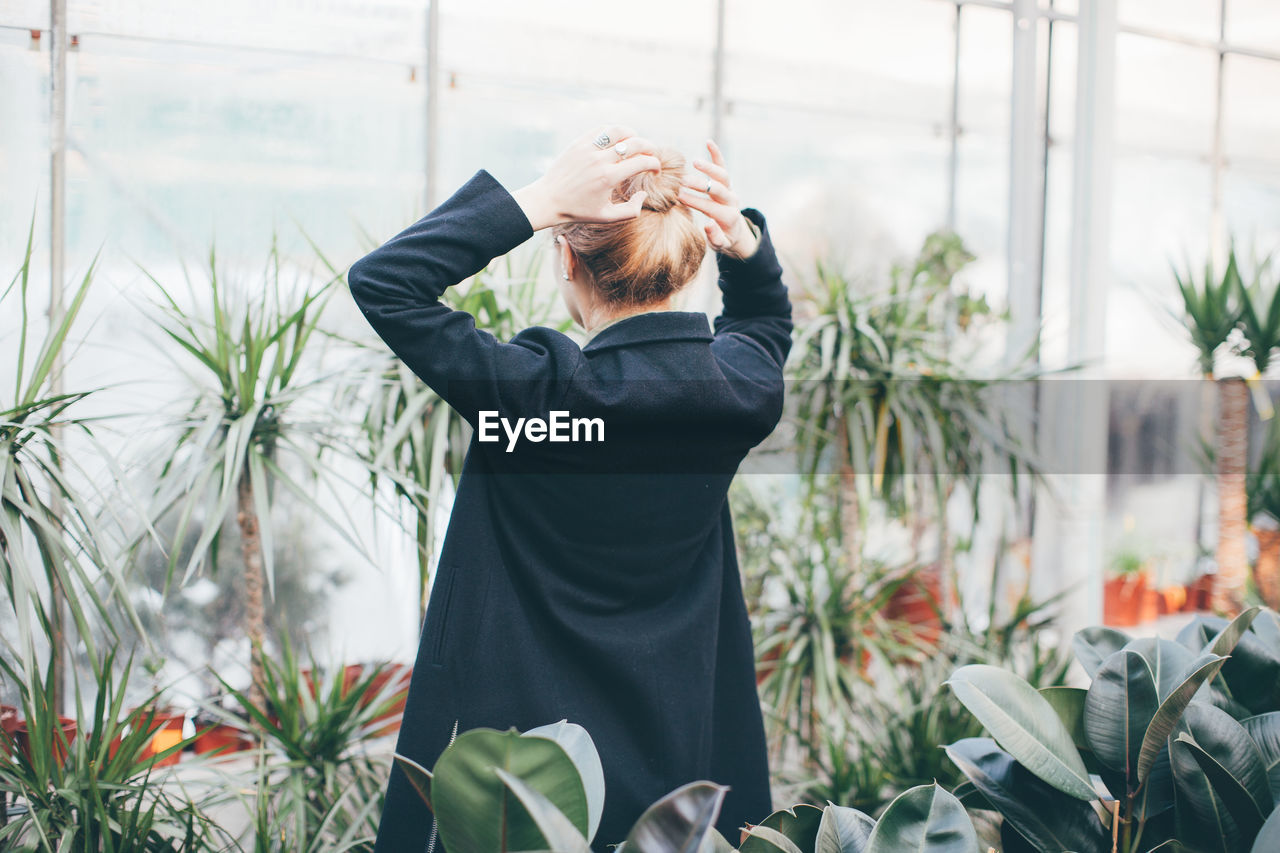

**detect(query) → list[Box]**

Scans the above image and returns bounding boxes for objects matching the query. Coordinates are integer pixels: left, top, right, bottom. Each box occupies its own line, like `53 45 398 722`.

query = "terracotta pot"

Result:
192 722 252 756
1157 585 1188 615
126 709 186 767
1104 574 1149 626
1254 528 1280 610
365 663 412 737
883 571 944 646
302 663 366 699
0 704 18 757
1183 574 1215 612
13 717 77 765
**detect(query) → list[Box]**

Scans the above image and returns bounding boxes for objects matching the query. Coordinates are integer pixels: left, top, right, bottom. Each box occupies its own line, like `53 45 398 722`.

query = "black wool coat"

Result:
348 169 792 851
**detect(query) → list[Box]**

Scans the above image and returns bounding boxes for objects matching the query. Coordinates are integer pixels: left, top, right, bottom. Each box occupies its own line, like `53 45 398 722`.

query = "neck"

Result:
582 298 675 334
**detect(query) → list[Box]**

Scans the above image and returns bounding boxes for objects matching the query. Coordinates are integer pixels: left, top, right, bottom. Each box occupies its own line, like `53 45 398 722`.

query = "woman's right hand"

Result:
677 139 760 260
511 126 663 231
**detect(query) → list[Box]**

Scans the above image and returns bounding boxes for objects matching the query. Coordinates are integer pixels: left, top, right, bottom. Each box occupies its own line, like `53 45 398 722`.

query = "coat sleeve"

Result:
347 169 582 426
711 208 793 371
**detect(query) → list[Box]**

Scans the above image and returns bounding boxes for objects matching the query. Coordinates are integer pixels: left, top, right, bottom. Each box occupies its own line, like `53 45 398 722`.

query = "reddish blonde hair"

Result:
552 147 706 307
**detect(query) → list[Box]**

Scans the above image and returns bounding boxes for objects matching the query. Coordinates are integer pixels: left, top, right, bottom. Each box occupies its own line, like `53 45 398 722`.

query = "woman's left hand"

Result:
677 139 760 260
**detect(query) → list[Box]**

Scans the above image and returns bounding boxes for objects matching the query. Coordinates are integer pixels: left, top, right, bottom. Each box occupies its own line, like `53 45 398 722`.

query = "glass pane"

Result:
723 0 955 126
1224 167 1280 247
0 0 49 29
1225 0 1280 53
1223 55 1280 168
1119 0 1221 41
1115 33 1217 158
66 39 424 269
958 5 1014 135
66 0 425 63
441 0 715 100
0 30 50 263
723 109 950 275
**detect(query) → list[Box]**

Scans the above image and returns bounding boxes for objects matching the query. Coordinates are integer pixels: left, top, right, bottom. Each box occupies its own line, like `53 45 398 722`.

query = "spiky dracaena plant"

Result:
1 219 141 706
145 237 371 711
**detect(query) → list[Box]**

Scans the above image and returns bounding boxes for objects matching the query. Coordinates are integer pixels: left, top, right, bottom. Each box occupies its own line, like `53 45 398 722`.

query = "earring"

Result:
562 273 569 280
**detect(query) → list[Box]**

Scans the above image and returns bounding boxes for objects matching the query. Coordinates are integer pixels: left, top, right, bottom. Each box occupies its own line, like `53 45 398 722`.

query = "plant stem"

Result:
237 461 268 714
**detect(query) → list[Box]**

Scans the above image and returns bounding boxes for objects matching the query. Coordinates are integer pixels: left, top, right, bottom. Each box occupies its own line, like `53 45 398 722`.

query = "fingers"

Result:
587 124 637 149
603 190 648 221
704 221 730 252
610 153 663 184
677 185 735 233
680 172 730 204
706 138 726 167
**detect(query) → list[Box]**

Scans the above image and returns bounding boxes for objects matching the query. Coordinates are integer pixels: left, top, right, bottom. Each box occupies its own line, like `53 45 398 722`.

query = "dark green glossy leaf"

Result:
495 768 591 853
1241 712 1280 800
944 738 1108 853
1123 638 1196 701
393 753 433 809
946 665 1096 800
1084 650 1158 786
431 727 588 853
814 805 875 853
1251 806 1280 853
1040 686 1089 750
1139 654 1228 782
864 784 978 853
620 781 726 853
741 804 825 853
1073 626 1131 678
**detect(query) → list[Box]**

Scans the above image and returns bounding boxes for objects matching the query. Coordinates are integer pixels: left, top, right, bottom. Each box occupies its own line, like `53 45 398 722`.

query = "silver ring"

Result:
592 133 611 150
706 178 712 194
613 142 628 159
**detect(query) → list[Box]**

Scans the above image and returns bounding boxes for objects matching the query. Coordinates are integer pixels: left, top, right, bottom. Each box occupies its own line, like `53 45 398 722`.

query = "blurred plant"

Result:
0 649 226 851
744 483 919 758
121 508 344 698
1174 249 1250 613
0 221 143 708
144 235 375 711
789 593 1070 815
1248 418 1280 610
214 632 406 852
944 607 1279 852
346 251 566 621
789 230 1041 586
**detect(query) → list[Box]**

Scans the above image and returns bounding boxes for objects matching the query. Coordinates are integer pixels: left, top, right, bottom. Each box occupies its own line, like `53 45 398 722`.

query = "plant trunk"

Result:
1254 528 1280 611
837 414 860 575
236 464 268 714
1214 378 1250 614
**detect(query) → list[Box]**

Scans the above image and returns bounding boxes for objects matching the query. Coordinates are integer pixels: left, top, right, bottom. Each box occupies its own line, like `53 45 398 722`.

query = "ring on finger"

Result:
593 133 611 150
706 177 712 194
613 141 629 158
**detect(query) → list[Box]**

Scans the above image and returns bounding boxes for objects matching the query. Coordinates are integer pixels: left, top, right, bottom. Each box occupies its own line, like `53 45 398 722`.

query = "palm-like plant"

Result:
1 221 140 707
145 237 367 711
1174 250 1247 613
789 231 1041 596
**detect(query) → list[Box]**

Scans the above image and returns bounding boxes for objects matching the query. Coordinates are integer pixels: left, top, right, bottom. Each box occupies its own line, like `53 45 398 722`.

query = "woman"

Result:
348 125 792 849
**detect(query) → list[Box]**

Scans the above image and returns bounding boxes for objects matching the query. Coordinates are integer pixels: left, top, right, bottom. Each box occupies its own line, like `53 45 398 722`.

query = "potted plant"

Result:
190 709 251 757
1104 548 1155 626
1248 415 1280 610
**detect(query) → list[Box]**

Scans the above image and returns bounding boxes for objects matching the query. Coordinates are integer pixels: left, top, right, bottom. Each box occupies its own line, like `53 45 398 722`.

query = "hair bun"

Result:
555 145 707 307
615 149 685 213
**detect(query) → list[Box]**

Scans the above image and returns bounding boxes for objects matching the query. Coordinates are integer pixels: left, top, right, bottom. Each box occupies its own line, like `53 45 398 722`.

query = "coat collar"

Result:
581 311 713 353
